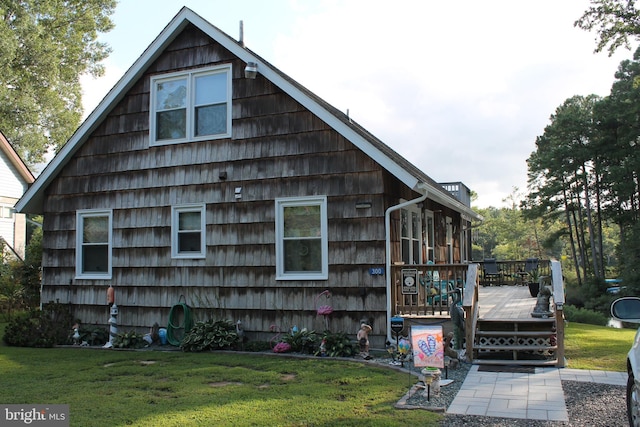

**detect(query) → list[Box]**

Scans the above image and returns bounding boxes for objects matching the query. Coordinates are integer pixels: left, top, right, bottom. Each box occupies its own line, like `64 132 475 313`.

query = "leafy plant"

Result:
563 305 609 326
319 331 357 358
280 328 318 354
112 330 147 349
77 326 109 346
2 301 74 347
180 319 239 352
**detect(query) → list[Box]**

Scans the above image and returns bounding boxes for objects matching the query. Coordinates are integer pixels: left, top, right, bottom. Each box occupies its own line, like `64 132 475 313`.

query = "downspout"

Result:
385 185 428 343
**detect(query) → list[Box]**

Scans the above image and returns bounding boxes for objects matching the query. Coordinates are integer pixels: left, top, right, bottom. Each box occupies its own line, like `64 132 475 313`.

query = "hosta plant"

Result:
180 319 239 352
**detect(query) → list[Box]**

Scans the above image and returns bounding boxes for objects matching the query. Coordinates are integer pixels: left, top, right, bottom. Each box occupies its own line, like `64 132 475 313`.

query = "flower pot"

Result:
528 281 540 297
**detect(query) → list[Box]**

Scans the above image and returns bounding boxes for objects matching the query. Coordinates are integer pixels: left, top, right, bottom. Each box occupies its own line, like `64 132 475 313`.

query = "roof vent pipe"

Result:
239 20 244 47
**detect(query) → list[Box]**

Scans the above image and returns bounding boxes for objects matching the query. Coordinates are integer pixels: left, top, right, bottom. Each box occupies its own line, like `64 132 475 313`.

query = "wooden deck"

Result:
478 285 545 320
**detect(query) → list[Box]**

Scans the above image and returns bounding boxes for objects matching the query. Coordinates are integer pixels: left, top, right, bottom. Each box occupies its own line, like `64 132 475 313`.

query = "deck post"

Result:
462 264 479 363
551 260 566 367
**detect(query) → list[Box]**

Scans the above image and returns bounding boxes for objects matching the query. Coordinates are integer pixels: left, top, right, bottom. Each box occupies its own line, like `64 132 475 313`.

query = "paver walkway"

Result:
447 355 627 421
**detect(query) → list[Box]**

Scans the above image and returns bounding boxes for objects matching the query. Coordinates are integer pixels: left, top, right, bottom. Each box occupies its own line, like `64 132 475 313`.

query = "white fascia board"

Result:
16 13 194 214
16 8 427 213
186 12 421 192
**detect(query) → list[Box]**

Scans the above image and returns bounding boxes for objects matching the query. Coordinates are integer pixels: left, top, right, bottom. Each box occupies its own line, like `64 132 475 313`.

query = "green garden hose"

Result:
167 301 193 346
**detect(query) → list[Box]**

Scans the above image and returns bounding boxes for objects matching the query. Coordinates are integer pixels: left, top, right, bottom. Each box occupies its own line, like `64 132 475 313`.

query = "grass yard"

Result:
0 320 635 426
564 321 635 371
0 341 440 426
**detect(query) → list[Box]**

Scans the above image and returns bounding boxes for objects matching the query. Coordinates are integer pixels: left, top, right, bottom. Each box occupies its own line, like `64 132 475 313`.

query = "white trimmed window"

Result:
275 196 328 280
400 205 422 264
172 204 206 259
150 65 232 145
76 210 112 279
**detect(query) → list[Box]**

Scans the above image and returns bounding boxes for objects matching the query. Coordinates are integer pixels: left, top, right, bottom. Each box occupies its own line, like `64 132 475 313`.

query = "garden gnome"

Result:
357 323 372 359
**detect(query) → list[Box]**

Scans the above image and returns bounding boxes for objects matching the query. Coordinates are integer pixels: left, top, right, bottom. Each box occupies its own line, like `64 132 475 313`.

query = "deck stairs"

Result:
472 317 558 366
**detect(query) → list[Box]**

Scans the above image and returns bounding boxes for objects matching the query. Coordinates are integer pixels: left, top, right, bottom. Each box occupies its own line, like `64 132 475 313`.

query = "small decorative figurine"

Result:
357 323 372 359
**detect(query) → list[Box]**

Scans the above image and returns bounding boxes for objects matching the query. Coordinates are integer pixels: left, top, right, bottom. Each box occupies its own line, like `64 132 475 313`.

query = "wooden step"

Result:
472 359 558 366
476 344 557 351
476 330 555 337
478 318 555 323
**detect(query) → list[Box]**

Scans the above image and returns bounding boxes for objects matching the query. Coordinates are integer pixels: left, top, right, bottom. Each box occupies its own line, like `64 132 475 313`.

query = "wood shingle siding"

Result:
17 9 480 348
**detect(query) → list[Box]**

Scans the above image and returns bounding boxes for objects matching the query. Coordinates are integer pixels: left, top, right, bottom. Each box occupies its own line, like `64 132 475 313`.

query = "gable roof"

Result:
0 130 35 186
15 7 479 221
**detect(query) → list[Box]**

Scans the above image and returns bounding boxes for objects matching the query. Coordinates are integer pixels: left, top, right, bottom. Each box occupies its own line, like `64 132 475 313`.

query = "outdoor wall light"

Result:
244 62 258 79
235 187 242 200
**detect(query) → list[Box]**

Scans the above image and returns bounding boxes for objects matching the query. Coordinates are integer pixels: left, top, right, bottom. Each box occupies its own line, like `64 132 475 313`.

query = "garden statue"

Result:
72 323 81 345
531 285 553 318
357 323 372 359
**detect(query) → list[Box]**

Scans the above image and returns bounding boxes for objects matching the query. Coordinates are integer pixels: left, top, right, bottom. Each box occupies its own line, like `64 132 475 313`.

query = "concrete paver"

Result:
446 365 626 421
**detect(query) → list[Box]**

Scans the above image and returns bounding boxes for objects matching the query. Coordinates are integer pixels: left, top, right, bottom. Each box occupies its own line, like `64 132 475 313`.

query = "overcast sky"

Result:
80 0 633 208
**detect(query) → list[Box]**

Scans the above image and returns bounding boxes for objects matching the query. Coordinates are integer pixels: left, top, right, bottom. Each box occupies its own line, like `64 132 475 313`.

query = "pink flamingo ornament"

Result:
315 290 333 330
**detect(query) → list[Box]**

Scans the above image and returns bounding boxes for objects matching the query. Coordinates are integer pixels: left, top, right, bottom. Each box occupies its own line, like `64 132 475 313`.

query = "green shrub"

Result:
319 331 357 358
3 302 74 347
180 319 239 352
78 326 109 346
563 304 609 326
112 330 147 349
281 328 318 354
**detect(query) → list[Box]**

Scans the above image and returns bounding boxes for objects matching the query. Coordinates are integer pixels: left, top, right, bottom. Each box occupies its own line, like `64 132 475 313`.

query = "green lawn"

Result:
0 321 635 426
0 344 440 426
564 321 635 371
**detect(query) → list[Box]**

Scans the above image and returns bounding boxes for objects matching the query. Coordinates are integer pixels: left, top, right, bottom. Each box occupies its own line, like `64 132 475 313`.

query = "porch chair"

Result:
482 258 502 286
525 258 539 274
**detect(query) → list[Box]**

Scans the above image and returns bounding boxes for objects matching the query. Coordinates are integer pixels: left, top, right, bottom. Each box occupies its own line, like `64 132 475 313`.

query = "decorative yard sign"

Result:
411 325 444 368
390 316 405 335
401 268 418 295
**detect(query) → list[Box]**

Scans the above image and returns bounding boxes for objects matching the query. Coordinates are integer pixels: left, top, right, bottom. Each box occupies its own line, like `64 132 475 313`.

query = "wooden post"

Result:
462 264 479 363
551 260 565 368
555 307 565 368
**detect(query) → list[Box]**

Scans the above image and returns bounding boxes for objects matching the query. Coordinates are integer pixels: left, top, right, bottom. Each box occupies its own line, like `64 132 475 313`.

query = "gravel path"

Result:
392 361 628 426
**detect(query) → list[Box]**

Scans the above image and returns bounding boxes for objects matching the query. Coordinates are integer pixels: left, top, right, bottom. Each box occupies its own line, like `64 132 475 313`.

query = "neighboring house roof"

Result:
15 7 479 221
0 130 35 187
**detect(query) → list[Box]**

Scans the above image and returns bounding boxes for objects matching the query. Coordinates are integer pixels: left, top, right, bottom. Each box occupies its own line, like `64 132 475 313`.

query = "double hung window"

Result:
172 204 206 259
76 210 112 279
275 196 328 280
151 65 231 144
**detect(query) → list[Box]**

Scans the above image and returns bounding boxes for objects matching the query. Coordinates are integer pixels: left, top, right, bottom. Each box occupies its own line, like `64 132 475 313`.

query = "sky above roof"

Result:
80 0 633 208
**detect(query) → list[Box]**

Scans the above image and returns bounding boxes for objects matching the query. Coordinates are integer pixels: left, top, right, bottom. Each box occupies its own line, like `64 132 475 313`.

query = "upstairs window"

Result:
76 210 112 279
150 65 231 145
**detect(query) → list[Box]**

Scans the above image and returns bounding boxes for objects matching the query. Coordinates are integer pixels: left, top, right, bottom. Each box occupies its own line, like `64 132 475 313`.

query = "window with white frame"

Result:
424 210 435 263
275 196 328 280
400 205 422 264
172 204 206 259
0 205 14 220
150 65 231 145
76 210 112 279
446 216 453 263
